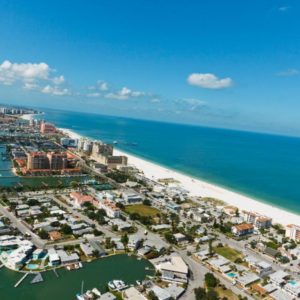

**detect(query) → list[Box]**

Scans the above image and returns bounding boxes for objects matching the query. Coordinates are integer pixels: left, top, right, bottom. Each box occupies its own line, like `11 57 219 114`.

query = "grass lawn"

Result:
125 204 160 217
213 245 243 262
215 287 240 300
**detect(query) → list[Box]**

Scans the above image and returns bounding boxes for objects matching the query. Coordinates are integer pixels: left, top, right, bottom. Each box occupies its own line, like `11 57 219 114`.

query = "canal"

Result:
0 254 154 300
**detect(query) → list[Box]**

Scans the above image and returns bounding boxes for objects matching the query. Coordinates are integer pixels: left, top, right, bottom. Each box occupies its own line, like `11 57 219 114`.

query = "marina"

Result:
0 254 154 300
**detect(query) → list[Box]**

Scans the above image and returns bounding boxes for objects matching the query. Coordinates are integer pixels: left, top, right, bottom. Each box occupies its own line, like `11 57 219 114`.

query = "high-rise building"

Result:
286 224 300 241
47 153 68 170
40 122 56 134
27 152 50 170
92 142 113 157
60 138 78 148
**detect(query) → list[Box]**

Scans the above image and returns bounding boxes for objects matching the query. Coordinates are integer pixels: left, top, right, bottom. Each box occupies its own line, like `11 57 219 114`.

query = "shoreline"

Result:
59 127 300 226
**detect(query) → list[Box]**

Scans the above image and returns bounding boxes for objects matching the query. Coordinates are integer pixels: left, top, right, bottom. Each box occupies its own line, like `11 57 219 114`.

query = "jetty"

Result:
31 273 43 284
53 269 59 278
14 273 29 288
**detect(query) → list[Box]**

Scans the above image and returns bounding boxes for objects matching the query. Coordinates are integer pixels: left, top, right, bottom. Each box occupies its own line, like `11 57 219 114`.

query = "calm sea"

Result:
38 108 300 214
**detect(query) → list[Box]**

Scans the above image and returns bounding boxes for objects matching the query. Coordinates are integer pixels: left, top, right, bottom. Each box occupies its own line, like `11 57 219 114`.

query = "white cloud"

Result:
87 92 101 97
53 75 65 85
0 60 50 85
176 98 207 112
187 73 233 89
41 85 71 96
97 81 108 91
105 86 145 100
276 69 299 77
23 82 39 90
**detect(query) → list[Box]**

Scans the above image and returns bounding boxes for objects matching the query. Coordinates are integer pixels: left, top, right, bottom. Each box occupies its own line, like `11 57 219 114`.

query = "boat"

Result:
108 280 128 291
66 262 83 270
92 288 101 297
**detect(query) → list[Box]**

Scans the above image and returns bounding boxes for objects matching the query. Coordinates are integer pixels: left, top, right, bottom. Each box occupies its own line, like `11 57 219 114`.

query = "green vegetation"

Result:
205 272 219 288
213 245 243 262
194 286 219 300
124 204 160 217
106 171 133 183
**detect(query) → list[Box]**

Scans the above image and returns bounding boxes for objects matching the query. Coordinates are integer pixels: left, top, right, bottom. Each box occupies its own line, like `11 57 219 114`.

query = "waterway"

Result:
0 144 98 189
0 254 154 300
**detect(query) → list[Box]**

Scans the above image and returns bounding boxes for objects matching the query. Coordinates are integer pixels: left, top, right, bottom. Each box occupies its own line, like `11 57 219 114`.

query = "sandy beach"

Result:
59 128 300 226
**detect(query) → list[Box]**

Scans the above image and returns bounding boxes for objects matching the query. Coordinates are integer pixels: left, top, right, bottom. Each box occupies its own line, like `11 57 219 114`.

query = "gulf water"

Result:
38 108 300 214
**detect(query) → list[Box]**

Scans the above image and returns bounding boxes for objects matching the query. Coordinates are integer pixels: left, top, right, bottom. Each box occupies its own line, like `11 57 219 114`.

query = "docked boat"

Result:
66 262 83 270
108 280 128 291
92 288 101 297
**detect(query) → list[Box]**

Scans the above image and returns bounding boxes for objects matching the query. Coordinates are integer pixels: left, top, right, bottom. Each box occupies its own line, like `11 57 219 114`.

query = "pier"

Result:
53 269 59 278
14 273 29 288
31 273 43 284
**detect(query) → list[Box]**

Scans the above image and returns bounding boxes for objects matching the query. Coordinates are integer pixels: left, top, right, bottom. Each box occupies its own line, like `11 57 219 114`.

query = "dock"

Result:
53 269 59 278
14 273 29 288
31 273 43 284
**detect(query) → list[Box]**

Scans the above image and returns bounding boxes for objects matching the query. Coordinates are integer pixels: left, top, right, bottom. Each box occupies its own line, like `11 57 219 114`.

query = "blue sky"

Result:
1 0 300 136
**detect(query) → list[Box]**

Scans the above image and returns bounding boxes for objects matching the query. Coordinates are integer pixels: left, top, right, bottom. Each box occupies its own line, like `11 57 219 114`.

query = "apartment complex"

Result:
286 224 300 241
40 122 56 134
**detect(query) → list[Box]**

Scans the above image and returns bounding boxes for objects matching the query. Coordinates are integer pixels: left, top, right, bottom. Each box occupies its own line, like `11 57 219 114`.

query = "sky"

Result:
0 0 300 136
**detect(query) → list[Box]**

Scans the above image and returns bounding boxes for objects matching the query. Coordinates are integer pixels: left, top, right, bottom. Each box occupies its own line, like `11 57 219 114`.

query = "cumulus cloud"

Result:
98 81 108 91
0 59 73 96
52 75 65 85
276 69 299 77
0 60 50 85
105 86 145 100
187 73 233 89
41 85 71 96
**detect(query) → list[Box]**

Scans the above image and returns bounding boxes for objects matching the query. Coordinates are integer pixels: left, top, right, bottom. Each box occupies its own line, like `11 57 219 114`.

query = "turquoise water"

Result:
226 272 237 278
26 264 40 270
35 108 300 214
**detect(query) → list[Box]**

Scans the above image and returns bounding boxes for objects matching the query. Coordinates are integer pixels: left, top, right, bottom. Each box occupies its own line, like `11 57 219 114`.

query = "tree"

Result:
143 199 151 206
148 291 159 300
164 232 176 244
38 229 49 240
61 224 72 235
208 239 213 256
121 233 129 246
206 290 219 300
205 273 218 288
194 287 207 300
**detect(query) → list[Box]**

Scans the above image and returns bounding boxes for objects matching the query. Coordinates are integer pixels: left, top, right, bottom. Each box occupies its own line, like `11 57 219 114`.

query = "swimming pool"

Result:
226 272 237 278
26 264 40 270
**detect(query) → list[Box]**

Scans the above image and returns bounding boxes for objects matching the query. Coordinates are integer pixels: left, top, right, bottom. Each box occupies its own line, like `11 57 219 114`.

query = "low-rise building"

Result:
48 248 60 266
98 199 120 218
231 223 254 237
57 250 80 265
155 255 188 283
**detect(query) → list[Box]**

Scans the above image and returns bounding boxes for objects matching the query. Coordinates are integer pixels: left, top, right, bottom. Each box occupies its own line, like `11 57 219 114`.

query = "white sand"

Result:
21 113 41 121
60 128 300 226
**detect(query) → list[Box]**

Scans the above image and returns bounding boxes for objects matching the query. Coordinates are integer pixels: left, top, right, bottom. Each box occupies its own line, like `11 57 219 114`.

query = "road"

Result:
0 204 46 248
51 194 116 239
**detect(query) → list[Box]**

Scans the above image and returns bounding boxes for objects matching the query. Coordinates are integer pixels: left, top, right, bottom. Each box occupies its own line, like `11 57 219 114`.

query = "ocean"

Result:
36 108 300 214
